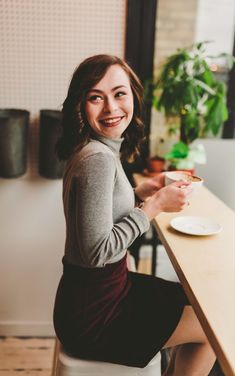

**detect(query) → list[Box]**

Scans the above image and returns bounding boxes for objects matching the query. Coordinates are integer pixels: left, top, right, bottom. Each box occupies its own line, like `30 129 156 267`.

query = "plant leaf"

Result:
164 141 189 160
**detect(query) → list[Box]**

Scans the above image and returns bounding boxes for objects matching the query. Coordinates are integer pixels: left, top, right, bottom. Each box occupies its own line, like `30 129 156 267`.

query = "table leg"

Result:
151 227 159 276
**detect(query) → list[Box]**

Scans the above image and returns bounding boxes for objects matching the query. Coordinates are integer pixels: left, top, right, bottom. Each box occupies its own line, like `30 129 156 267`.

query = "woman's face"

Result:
85 64 134 139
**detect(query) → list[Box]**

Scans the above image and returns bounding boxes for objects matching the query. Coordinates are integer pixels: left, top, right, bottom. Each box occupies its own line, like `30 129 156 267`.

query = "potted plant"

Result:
147 155 166 174
148 41 234 173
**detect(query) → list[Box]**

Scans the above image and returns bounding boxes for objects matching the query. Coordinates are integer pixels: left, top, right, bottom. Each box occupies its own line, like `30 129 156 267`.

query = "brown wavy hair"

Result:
56 54 145 161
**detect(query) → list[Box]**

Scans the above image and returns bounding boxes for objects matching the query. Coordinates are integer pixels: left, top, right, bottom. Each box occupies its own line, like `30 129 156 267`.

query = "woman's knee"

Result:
163 306 209 348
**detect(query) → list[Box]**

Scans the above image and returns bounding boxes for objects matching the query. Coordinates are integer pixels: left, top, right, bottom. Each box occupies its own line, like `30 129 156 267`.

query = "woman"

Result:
53 54 215 375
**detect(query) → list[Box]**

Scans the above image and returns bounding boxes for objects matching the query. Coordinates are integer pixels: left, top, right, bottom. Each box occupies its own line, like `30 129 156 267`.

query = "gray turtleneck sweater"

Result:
63 135 150 268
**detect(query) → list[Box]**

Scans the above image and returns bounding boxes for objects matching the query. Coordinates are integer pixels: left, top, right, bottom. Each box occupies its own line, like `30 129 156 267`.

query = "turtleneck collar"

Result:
91 133 124 155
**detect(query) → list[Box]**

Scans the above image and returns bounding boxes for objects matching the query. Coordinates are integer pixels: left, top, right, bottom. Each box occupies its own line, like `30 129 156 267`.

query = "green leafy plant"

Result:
148 41 234 169
164 141 206 170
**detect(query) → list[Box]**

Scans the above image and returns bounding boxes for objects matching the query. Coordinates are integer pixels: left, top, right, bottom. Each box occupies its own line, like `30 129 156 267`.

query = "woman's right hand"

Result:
140 180 192 221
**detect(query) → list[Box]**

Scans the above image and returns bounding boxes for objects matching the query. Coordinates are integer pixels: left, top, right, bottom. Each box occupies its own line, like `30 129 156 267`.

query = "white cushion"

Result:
56 347 161 376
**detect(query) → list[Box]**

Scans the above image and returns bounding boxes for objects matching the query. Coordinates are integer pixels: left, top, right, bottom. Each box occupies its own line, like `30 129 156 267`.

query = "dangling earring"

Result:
77 106 86 137
78 110 84 127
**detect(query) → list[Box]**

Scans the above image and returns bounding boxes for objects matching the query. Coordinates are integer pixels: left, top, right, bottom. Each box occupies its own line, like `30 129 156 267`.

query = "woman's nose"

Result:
103 97 118 113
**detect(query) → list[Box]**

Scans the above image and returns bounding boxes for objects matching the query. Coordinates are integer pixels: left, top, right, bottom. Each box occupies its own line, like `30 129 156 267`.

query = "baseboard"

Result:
0 321 55 337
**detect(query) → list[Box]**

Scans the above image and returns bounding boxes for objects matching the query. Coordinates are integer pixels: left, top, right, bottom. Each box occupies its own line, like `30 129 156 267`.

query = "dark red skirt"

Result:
53 254 189 368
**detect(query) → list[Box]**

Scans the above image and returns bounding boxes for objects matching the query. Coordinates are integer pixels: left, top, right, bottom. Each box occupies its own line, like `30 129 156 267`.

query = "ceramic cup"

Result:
164 171 203 196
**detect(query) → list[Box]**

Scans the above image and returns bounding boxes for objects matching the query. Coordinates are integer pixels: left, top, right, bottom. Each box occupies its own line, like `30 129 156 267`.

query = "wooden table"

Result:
134 173 235 376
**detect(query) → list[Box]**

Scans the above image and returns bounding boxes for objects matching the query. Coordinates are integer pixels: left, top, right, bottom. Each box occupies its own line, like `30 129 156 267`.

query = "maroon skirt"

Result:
53 254 189 368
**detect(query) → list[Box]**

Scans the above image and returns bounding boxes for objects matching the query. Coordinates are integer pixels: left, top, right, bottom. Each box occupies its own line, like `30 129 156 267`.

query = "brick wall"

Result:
154 0 198 68
150 0 198 157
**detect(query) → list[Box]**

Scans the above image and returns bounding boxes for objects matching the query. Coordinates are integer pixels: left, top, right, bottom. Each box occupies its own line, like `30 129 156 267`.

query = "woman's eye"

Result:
88 95 103 102
115 91 126 98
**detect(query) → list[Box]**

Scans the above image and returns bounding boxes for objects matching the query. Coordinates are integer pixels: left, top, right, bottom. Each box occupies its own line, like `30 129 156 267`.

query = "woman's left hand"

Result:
134 173 165 201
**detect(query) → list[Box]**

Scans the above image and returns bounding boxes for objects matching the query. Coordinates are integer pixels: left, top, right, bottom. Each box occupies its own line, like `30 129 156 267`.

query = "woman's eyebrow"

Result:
88 85 127 94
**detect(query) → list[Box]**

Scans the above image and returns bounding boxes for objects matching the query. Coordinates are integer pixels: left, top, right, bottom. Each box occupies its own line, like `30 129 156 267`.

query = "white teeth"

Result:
102 117 121 124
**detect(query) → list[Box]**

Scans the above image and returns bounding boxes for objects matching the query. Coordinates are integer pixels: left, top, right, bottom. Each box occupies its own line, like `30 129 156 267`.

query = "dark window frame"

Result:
222 32 235 139
125 0 158 164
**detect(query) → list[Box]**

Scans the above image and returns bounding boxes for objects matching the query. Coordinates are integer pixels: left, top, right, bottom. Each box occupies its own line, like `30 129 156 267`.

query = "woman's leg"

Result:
162 306 216 376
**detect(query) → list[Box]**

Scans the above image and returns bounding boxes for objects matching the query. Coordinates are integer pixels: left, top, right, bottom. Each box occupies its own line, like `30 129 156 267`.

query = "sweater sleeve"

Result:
73 152 150 267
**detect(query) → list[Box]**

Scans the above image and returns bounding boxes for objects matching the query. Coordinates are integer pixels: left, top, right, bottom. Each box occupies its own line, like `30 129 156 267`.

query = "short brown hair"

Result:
56 54 145 161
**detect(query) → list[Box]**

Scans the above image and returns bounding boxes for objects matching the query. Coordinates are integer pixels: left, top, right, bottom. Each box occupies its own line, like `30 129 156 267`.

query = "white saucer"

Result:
170 216 222 236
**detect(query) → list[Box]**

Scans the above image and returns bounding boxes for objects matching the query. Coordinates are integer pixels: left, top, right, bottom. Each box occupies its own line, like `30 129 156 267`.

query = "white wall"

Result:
195 0 235 57
0 0 126 336
195 139 235 211
0 178 65 336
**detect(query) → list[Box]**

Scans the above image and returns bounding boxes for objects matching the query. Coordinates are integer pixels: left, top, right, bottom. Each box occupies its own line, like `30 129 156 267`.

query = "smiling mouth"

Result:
99 116 125 127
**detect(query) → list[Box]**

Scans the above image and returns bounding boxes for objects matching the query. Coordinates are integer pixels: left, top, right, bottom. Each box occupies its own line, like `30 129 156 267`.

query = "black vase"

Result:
39 110 65 179
0 109 29 178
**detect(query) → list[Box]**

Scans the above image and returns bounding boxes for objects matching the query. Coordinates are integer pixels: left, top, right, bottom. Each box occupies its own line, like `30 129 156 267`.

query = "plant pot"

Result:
0 109 29 178
147 157 165 173
39 110 65 179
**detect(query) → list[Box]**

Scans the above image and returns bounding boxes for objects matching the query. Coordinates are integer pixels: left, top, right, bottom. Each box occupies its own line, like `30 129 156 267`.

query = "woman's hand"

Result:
134 173 165 201
140 180 192 221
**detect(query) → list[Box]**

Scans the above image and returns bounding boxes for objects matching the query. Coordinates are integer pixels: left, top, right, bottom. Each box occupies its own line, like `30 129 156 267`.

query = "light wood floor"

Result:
0 337 55 376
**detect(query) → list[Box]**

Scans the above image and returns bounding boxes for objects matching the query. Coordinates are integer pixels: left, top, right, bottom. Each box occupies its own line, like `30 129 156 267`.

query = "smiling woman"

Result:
56 54 144 163
85 65 134 139
53 54 216 374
